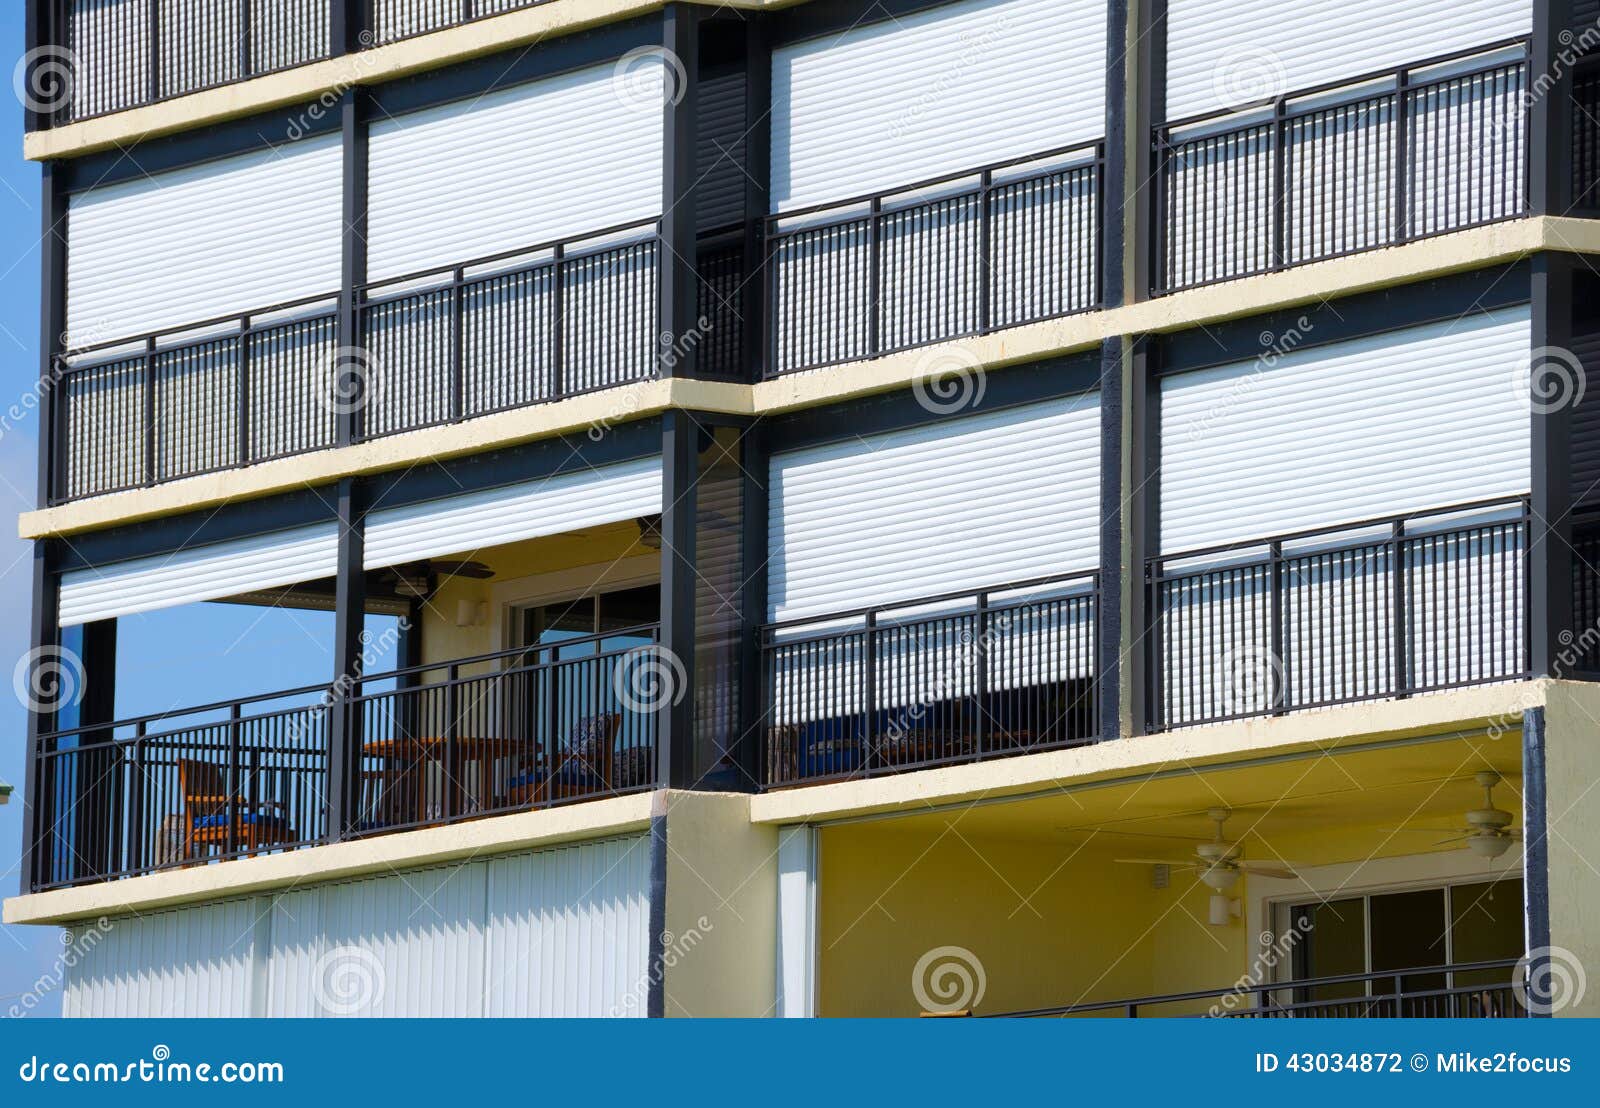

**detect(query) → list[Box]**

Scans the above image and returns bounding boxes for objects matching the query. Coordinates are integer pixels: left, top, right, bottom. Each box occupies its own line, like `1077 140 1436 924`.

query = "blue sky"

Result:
0 9 396 1015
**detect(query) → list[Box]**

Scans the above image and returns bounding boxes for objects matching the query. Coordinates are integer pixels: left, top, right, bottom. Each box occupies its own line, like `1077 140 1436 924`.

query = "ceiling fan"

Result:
1114 808 1300 892
1390 771 1520 860
381 559 494 598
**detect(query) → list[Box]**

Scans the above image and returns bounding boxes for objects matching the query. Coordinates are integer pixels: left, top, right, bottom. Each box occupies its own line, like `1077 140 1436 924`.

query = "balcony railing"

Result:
990 959 1527 1018
28 627 660 891
761 571 1101 788
1154 42 1529 292
353 221 660 441
51 0 338 124
1147 499 1530 731
764 143 1103 377
48 220 662 505
366 0 552 47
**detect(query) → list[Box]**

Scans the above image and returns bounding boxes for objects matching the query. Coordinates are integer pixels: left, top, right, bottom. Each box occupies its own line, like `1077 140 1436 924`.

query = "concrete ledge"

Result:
23 218 1600 541
25 0 807 161
2 790 655 926
749 682 1543 826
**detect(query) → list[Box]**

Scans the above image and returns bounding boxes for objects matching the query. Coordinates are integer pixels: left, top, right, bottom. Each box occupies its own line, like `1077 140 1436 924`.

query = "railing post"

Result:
550 244 565 399
1394 69 1410 243
974 593 989 758
444 664 460 821
1268 541 1285 713
1271 97 1287 269
867 196 883 357
147 0 161 103
977 169 993 333
450 268 465 421
1145 561 1164 732
238 0 252 80
863 610 877 772
142 337 157 487
129 723 146 876
237 315 251 467
1391 520 1408 697
226 703 242 857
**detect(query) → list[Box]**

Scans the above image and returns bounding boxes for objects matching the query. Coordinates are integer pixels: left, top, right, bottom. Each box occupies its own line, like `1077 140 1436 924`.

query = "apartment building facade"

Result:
7 0 1600 1018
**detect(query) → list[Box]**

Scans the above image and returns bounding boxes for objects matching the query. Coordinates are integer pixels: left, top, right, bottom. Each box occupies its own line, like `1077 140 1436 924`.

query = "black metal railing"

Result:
764 144 1103 376
1155 42 1529 292
991 959 1527 1018
366 0 551 47
51 296 341 503
354 221 660 441
50 0 337 124
30 682 332 891
348 628 660 836
27 627 661 891
761 572 1100 787
1147 499 1530 731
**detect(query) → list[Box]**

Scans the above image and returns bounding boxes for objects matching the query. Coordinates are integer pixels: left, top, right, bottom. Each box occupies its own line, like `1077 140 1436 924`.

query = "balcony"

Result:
28 629 660 892
760 571 1101 787
1154 41 1529 292
1146 499 1529 730
41 1 557 125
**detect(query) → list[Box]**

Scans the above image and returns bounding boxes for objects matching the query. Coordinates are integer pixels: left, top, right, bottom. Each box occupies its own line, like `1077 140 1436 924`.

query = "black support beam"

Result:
1531 253 1576 678
659 3 702 378
658 411 699 788
338 87 370 447
328 478 368 842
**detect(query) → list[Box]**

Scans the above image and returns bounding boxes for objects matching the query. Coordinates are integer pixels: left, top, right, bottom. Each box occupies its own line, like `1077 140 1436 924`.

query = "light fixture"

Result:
1209 893 1242 927
636 515 663 551
454 599 488 629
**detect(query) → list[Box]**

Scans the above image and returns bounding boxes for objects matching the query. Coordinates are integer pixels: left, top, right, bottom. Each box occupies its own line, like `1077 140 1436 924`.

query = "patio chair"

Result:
502 714 621 805
176 758 293 860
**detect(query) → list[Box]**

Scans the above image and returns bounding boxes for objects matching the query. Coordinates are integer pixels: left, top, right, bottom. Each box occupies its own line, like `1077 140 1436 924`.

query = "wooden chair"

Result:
503 714 622 806
177 759 293 860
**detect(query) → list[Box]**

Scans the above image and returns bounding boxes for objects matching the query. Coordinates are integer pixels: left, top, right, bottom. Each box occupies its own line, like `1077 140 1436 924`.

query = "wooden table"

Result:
361 735 517 824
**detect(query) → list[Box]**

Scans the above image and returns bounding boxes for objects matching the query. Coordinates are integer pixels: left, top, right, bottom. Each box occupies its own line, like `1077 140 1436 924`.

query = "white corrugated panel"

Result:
483 837 653 1017
1165 0 1530 119
58 523 340 627
65 837 651 1018
1158 308 1531 553
363 457 663 569
768 395 1101 623
772 0 1106 210
61 897 267 1018
775 826 817 1018
367 61 664 280
66 135 342 343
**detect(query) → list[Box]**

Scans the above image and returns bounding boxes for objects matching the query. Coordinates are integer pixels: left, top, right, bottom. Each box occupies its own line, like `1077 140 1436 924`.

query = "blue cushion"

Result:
507 768 597 790
192 812 279 829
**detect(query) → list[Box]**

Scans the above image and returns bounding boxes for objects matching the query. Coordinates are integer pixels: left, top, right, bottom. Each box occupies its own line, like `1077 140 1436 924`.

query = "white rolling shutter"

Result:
1165 0 1531 120
1158 308 1531 553
66 135 343 344
367 61 665 281
768 395 1101 624
363 457 663 569
58 523 340 627
772 0 1107 211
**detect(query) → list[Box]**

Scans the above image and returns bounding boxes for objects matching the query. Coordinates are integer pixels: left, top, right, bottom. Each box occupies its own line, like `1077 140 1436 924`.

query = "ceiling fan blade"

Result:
1435 834 1472 846
1237 863 1299 879
427 560 495 579
1113 857 1198 868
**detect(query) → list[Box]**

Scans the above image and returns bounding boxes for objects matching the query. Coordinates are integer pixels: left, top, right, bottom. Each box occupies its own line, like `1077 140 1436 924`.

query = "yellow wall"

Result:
1540 681 1600 1017
816 826 1248 1017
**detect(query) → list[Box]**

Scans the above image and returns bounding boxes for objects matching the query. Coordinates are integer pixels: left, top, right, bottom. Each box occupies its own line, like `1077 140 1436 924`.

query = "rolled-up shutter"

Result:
366 61 665 281
1159 308 1531 554
66 134 343 344
58 523 340 627
768 395 1101 624
363 457 663 569
772 0 1106 211
1165 0 1531 120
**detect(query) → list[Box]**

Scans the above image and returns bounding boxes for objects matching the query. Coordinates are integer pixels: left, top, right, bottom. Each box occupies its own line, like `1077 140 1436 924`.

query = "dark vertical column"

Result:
1098 339 1124 741
646 801 669 1018
742 15 772 380
738 423 770 787
658 3 701 378
328 477 367 841
20 541 59 894
23 0 47 133
1532 0 1576 218
338 87 370 447
71 619 119 881
1130 0 1167 300
332 0 366 56
39 161 66 508
1521 707 1552 1014
1531 253 1575 678
1102 0 1129 309
1128 339 1158 734
658 412 698 788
